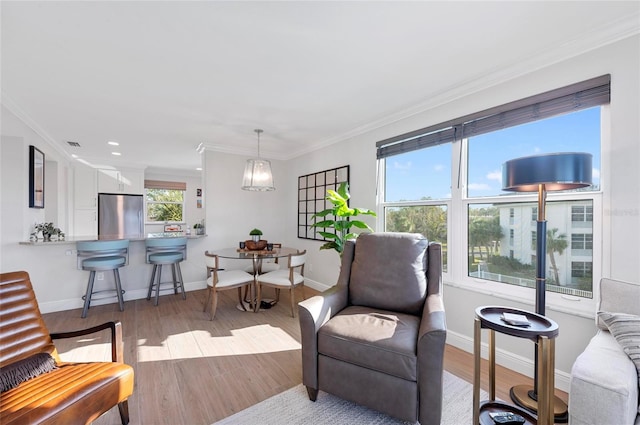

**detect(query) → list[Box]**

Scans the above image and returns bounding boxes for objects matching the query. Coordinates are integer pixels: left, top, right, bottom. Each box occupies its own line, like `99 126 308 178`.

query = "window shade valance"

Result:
144 180 187 191
376 74 611 159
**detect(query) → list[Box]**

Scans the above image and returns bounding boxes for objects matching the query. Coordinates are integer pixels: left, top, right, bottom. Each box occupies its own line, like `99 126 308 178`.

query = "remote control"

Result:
489 411 525 424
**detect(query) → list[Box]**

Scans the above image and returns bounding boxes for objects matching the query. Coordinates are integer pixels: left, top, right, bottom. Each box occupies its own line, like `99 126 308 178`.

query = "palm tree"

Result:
546 228 568 285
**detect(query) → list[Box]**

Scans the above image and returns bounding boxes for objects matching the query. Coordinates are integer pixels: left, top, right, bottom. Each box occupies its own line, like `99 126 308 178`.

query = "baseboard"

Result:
446 330 571 393
38 280 208 314
39 278 328 314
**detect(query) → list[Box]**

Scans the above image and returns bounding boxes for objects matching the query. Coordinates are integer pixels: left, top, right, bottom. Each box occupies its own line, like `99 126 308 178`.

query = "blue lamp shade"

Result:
502 152 593 192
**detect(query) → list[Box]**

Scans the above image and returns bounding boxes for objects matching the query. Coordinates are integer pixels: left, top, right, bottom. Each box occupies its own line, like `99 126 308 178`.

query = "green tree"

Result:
146 189 184 221
546 228 568 285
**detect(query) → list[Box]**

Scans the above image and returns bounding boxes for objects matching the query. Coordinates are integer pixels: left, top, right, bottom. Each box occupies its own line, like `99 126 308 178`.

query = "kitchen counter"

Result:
19 233 207 246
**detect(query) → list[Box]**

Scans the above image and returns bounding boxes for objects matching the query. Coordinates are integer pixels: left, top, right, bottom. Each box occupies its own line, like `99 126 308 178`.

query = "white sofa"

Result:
569 278 640 425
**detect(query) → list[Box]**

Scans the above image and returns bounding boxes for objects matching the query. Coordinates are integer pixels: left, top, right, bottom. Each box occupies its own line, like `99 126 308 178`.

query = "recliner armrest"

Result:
50 321 124 363
417 293 447 425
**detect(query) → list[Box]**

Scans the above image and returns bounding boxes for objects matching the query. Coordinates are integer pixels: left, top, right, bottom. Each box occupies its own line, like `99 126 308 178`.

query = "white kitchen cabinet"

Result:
74 165 97 209
73 208 97 237
97 168 144 194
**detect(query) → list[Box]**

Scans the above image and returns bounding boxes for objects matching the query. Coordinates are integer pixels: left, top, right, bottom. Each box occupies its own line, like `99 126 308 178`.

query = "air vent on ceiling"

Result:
66 141 81 147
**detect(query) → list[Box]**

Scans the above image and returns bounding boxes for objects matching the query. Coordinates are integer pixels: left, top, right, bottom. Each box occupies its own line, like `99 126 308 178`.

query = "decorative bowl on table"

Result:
245 240 267 250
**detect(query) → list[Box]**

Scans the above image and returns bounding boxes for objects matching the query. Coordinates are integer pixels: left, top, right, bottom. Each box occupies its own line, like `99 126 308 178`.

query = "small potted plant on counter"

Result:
32 222 65 242
193 220 205 235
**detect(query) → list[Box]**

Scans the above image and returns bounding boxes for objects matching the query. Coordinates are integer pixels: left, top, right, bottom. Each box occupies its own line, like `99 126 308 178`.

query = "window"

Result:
378 75 608 312
571 233 593 250
144 180 186 223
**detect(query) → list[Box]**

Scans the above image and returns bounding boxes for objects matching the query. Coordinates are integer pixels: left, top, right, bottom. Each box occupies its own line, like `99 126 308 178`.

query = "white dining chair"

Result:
204 251 256 320
256 250 306 317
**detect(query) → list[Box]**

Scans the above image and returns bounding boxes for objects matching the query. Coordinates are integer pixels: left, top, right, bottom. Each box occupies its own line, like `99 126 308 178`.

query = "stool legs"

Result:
113 269 125 312
82 271 97 318
147 262 186 306
82 268 125 318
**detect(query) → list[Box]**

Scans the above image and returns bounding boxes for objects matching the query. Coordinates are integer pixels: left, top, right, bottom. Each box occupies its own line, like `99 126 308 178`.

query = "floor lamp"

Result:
502 152 592 421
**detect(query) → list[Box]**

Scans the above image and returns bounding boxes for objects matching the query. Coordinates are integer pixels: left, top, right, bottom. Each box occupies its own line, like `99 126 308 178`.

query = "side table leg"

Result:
537 336 555 425
473 317 481 425
488 329 496 401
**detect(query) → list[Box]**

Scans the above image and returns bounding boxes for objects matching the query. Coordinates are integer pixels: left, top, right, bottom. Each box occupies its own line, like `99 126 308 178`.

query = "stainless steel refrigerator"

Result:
98 193 144 238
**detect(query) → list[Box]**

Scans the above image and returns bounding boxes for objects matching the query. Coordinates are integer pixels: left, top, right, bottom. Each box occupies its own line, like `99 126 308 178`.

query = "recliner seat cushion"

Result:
317 305 419 381
0 361 134 425
349 232 428 315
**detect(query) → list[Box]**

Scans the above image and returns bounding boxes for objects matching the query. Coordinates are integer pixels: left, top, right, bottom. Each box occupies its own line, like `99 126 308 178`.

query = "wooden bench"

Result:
0 271 134 425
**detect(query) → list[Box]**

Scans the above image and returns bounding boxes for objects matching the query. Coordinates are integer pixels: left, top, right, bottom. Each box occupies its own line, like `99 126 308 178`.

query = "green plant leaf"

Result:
311 219 335 228
318 231 339 240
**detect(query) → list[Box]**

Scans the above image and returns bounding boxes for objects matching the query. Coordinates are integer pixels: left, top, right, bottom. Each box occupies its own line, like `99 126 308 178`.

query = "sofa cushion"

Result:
597 279 640 330
317 305 420 381
349 232 428 316
599 311 640 390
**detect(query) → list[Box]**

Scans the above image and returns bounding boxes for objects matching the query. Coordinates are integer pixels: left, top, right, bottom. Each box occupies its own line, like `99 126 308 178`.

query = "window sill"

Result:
444 278 595 320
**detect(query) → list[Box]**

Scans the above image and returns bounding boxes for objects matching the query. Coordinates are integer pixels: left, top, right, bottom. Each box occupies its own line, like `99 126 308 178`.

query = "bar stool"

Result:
76 239 129 318
145 237 187 306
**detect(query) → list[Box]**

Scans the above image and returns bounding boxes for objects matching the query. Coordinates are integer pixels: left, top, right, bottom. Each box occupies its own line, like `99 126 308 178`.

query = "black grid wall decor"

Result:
298 165 350 241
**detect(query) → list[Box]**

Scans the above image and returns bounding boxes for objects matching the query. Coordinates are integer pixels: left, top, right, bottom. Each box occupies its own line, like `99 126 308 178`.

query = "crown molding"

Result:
284 13 640 161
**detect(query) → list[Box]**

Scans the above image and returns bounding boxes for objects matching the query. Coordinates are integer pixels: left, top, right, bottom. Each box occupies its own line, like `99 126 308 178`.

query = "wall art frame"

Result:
29 145 45 208
297 165 349 241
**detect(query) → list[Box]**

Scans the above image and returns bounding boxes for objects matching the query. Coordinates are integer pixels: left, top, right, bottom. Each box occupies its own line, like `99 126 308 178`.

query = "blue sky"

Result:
385 107 601 201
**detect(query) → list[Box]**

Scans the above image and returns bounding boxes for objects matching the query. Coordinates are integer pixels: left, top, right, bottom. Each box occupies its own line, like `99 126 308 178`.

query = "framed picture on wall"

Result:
29 145 45 208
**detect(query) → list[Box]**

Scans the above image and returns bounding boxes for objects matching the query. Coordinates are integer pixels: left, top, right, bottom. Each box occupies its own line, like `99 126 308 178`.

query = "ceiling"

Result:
2 1 639 173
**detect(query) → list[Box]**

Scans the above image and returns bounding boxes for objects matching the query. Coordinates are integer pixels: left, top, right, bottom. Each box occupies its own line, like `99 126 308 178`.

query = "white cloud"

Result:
434 164 445 172
468 183 492 191
487 170 502 181
592 168 600 179
393 161 412 170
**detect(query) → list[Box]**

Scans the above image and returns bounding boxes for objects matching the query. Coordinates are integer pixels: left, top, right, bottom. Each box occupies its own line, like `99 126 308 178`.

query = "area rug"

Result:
213 371 486 425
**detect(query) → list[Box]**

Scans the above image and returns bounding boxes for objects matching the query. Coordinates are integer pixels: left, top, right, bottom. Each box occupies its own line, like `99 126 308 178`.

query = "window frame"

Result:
377 107 607 319
144 188 187 225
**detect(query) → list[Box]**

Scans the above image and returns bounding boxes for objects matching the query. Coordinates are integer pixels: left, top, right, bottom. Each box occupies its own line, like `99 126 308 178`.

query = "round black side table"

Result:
472 306 559 425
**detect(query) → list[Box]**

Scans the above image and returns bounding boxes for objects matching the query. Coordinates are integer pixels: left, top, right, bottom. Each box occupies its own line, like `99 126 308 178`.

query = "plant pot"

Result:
245 240 267 250
251 235 260 242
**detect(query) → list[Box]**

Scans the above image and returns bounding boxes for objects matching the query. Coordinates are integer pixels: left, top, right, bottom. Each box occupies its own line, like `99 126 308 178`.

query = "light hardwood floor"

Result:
42 286 567 425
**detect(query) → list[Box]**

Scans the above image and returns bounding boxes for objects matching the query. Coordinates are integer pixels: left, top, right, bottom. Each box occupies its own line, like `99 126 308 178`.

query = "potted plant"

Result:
193 220 205 235
311 182 376 255
249 228 263 242
32 222 65 241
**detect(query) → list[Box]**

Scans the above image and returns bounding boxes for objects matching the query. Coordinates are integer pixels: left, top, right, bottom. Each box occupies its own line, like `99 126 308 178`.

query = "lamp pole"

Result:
502 152 592 423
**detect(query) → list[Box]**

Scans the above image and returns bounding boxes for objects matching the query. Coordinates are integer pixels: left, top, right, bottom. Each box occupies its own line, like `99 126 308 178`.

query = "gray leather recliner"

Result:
298 232 446 425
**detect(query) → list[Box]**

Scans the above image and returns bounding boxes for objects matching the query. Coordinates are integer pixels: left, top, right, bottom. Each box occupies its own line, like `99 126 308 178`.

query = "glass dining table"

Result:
210 246 299 275
209 246 300 311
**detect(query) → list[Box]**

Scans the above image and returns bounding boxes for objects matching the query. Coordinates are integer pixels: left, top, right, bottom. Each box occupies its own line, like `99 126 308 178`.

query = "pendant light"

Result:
242 129 275 191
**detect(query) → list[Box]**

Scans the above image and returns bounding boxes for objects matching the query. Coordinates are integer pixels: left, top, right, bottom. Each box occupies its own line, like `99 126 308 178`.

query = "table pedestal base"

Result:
510 385 568 423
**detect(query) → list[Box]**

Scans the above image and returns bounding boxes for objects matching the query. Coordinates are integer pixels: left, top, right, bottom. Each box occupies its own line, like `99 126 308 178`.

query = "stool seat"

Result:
76 239 130 319
83 256 127 270
148 252 184 264
145 237 187 306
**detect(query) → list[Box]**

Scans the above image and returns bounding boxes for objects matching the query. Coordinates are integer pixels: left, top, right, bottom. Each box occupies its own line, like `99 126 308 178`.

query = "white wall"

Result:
1 34 638 392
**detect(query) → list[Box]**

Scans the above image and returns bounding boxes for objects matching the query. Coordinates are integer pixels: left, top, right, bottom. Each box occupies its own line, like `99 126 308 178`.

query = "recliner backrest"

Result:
0 271 58 367
348 232 429 316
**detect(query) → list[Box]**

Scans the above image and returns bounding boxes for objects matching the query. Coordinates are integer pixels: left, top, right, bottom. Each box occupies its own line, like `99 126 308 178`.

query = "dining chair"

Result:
256 250 306 317
244 243 282 275
204 251 256 320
